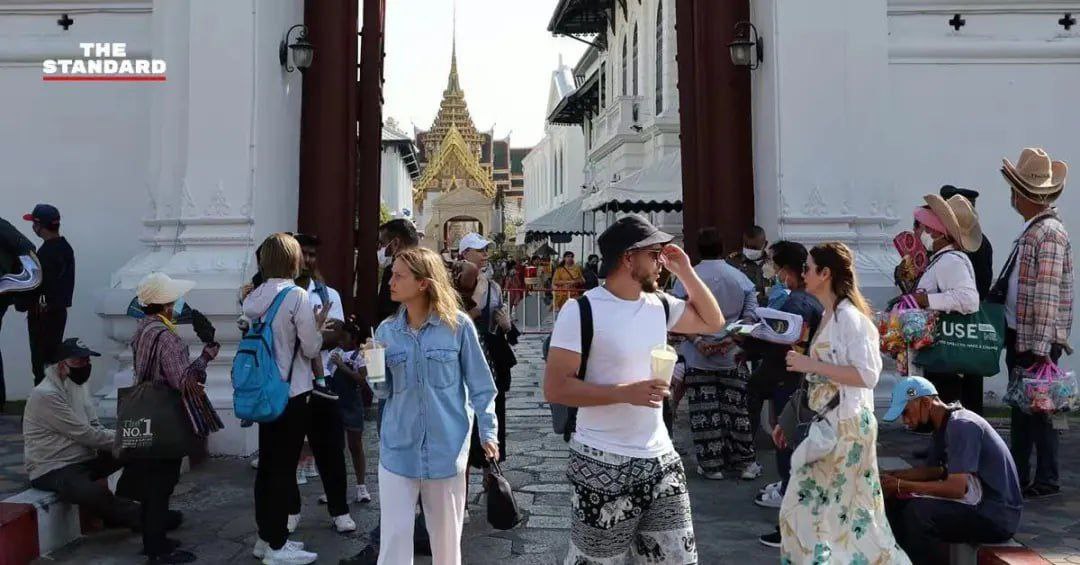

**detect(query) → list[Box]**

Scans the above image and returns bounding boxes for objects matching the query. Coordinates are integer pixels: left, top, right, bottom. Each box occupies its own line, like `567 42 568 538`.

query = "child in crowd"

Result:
326 317 372 503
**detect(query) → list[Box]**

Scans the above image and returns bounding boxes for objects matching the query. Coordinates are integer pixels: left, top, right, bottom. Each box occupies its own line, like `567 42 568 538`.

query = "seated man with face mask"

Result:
23 338 144 531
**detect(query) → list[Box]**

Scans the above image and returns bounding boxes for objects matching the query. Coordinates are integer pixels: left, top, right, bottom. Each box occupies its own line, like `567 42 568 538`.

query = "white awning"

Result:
522 194 594 243
584 152 683 213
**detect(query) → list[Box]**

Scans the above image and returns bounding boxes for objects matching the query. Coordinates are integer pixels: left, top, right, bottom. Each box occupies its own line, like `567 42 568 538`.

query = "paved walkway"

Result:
21 335 1080 563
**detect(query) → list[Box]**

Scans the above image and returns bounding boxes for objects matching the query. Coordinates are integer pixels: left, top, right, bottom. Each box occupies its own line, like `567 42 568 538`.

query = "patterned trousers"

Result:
565 441 697 564
684 366 755 474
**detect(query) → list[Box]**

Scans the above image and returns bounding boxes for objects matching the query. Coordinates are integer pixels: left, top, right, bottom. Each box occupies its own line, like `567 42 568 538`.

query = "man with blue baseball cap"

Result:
879 376 1023 564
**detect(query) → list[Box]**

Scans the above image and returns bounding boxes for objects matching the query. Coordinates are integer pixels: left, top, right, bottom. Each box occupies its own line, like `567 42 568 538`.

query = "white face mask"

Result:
743 248 764 261
919 231 936 251
377 246 392 268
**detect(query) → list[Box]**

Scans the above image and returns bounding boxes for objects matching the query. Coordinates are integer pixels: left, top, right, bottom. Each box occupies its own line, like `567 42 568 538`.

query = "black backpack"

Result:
545 293 671 442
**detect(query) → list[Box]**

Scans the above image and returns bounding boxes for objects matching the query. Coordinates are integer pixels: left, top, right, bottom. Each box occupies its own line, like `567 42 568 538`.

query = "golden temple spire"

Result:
447 0 460 93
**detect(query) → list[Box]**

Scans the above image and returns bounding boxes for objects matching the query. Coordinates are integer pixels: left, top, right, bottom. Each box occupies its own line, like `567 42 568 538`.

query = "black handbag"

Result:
115 328 198 459
484 460 522 530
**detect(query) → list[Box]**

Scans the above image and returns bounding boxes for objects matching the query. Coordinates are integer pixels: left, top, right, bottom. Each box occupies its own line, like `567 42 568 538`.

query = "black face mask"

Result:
68 364 92 385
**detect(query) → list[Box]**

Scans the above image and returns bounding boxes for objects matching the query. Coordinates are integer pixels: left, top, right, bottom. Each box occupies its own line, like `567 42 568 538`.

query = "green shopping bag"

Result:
914 302 1005 376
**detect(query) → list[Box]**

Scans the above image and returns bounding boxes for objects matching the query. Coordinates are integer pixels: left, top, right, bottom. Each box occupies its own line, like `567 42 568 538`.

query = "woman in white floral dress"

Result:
779 243 910 565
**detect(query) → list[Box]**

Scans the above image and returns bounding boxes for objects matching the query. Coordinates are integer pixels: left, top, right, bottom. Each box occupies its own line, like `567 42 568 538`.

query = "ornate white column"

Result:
96 0 304 455
752 0 900 305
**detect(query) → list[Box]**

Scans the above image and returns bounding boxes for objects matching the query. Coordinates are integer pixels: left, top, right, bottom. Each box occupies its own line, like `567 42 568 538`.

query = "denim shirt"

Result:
375 308 498 480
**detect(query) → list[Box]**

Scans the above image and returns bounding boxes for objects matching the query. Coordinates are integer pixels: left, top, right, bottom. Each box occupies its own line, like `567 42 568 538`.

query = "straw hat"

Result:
137 272 196 306
924 194 983 253
1001 148 1067 204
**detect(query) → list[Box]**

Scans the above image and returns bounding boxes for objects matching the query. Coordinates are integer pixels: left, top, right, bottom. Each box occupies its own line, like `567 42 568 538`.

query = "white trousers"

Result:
377 465 467 565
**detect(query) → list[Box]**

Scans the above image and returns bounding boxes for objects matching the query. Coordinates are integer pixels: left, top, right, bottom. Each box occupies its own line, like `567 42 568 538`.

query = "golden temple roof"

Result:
413 37 495 203
414 124 496 201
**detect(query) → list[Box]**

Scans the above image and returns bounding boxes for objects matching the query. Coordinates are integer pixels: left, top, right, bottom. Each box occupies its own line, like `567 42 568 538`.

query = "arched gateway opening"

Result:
296 0 753 329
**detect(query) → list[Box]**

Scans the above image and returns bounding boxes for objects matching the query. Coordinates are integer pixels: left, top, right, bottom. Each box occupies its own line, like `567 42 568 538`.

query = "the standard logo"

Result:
43 42 166 82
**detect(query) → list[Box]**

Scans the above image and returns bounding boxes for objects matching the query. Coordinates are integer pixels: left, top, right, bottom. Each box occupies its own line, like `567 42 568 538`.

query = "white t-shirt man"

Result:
549 287 687 459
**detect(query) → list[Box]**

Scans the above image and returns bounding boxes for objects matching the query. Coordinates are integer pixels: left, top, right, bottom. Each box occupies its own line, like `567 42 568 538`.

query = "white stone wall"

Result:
0 1 153 402
91 0 306 454
751 0 1080 394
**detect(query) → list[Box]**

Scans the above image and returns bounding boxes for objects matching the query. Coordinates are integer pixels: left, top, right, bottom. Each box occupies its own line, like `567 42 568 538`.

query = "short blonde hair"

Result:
395 247 463 330
258 233 302 280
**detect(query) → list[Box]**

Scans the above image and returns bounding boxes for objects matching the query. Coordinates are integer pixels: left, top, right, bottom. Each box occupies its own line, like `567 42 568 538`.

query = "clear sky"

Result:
380 0 587 148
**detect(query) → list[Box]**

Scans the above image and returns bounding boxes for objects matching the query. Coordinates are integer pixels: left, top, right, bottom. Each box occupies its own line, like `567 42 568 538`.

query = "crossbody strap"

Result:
576 296 593 381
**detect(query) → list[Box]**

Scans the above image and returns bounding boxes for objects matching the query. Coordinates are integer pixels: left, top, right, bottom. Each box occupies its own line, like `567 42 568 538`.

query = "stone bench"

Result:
0 488 81 563
0 457 192 563
949 540 1051 565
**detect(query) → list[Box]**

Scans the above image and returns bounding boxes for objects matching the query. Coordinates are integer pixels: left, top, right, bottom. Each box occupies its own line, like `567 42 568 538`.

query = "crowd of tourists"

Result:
2 146 1073 564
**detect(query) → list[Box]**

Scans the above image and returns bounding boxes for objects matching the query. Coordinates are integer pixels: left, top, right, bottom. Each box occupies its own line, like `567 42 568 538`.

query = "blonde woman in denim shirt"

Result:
370 247 498 565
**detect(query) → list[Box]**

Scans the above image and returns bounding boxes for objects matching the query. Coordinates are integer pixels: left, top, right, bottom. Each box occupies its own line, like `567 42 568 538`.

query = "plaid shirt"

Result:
1013 209 1074 357
132 317 210 389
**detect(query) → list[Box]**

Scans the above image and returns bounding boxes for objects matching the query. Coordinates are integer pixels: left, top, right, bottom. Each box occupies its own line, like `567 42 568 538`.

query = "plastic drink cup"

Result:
363 340 386 384
650 344 678 383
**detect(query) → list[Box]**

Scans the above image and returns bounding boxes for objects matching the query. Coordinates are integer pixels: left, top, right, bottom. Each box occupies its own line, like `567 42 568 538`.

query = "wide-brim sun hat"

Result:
1001 147 1067 204
924 194 983 253
137 272 196 306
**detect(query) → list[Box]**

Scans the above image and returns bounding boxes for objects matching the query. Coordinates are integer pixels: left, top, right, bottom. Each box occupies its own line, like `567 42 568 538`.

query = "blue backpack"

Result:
232 286 298 422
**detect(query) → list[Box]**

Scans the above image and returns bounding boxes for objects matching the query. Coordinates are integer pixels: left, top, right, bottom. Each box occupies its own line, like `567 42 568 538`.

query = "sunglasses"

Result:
634 248 663 263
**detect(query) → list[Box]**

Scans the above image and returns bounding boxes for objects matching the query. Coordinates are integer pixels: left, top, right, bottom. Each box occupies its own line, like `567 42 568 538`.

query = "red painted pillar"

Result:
675 0 754 261
354 0 386 331
298 0 359 313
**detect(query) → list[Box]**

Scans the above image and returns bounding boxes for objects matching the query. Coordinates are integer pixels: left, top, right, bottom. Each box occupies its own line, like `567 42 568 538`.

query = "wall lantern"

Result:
280 24 314 73
728 21 764 70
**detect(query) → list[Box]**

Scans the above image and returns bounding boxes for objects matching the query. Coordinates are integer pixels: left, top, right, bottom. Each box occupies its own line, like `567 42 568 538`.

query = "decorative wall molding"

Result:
888 0 1078 15
890 39 1080 63
205 181 232 217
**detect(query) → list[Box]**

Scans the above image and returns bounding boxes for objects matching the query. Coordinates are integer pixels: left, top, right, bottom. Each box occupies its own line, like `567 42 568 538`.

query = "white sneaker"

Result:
262 545 317 565
250 456 260 470
253 539 304 559
356 485 372 504
754 488 784 509
463 508 471 524
759 480 782 495
697 466 724 480
295 469 308 485
286 514 301 533
331 513 357 533
741 462 763 480
302 459 319 478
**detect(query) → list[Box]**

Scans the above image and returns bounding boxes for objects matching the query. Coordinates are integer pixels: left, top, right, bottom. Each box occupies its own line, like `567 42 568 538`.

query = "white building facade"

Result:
544 0 684 247
520 60 590 255
380 119 420 219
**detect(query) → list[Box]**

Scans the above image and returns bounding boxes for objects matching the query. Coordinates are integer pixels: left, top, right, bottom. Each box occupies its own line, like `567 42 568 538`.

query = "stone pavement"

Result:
0 413 25 499
23 335 1080 563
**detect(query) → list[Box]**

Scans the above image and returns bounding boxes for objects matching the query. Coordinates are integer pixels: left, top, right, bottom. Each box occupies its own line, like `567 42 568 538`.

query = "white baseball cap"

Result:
458 233 492 254
137 272 196 306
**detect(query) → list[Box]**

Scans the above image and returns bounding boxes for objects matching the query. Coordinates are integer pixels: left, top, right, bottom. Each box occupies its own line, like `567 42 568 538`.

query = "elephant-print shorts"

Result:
565 441 697 564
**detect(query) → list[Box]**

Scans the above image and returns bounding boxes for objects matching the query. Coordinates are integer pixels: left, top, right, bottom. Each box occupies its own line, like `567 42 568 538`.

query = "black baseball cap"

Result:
598 214 673 277
939 185 980 203
23 204 61 227
50 337 101 364
290 232 321 247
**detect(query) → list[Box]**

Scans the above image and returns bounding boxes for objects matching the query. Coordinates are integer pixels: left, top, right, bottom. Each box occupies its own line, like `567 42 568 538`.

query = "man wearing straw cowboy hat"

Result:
991 147 1073 499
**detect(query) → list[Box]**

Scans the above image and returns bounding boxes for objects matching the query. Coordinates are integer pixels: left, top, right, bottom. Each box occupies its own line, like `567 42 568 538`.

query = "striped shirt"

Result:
131 317 210 389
